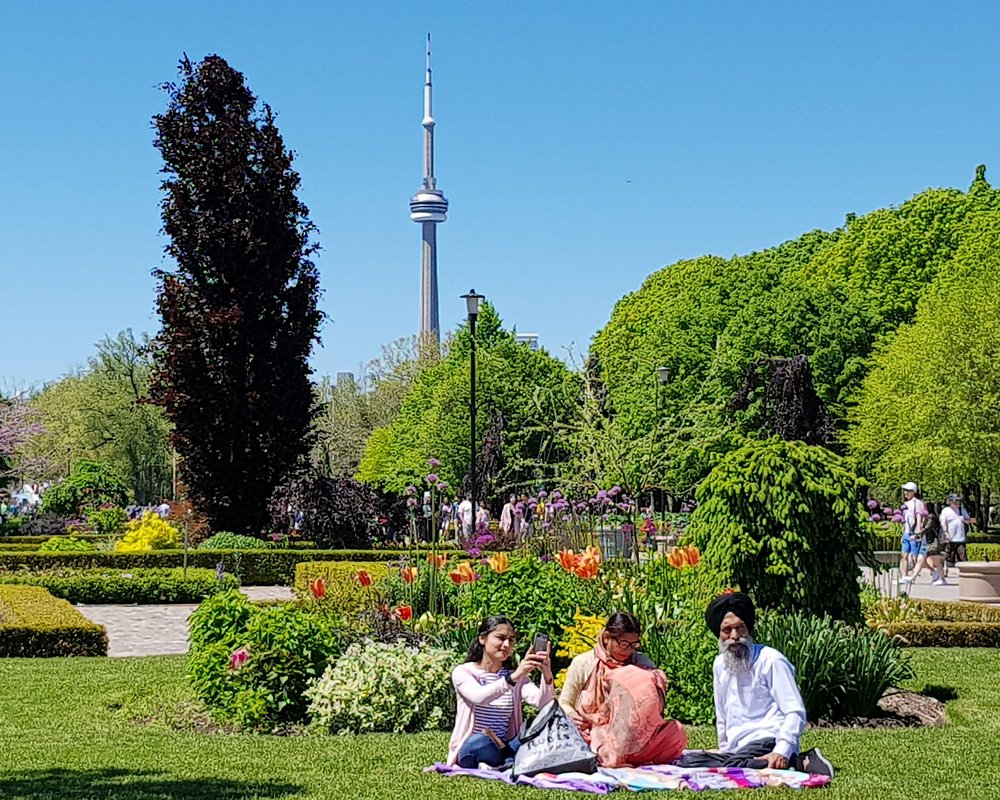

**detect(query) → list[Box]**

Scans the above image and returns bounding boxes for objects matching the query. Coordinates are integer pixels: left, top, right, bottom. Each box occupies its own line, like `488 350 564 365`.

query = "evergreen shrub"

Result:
0 585 108 656
0 567 238 604
688 438 871 621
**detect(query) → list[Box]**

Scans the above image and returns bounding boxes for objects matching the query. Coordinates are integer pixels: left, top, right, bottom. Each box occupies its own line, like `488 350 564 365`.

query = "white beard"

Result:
720 634 754 674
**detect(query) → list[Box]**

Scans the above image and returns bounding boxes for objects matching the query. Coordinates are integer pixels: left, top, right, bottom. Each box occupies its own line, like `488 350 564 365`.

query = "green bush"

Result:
199 532 272 550
381 559 459 616
85 506 127 537
911 599 1000 623
41 460 131 516
459 555 607 643
0 534 104 545
642 617 718 725
967 544 1000 561
688 438 870 622
38 536 97 553
881 621 1000 647
0 585 108 657
0 517 26 535
0 568 238 604
756 611 914 720
293 561 391 615
306 640 456 733
188 592 345 730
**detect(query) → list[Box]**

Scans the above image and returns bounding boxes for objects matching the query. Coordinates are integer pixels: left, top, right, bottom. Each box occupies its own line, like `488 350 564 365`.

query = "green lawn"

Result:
0 649 998 799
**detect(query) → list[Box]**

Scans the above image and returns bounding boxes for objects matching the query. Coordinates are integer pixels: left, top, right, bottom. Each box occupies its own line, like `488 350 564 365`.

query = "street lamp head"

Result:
657 366 671 385
461 289 485 318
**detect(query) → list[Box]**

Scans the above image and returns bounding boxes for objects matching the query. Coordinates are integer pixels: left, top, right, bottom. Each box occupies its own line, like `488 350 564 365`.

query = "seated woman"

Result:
559 612 687 767
448 615 554 768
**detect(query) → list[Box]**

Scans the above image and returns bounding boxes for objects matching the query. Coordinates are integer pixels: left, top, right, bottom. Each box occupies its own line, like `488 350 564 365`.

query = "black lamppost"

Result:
655 367 670 514
462 290 485 520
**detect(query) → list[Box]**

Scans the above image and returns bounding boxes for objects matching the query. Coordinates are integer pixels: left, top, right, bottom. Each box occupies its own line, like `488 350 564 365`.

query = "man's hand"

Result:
762 752 789 770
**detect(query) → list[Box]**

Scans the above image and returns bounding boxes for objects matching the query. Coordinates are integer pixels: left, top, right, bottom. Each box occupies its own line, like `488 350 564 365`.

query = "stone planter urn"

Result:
958 561 1000 606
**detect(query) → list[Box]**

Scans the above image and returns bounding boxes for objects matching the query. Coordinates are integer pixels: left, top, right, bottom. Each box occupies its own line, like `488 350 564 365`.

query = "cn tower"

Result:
409 33 448 345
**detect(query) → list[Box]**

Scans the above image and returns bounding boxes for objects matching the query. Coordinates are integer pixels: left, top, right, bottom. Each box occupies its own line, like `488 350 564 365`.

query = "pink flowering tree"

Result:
0 401 46 480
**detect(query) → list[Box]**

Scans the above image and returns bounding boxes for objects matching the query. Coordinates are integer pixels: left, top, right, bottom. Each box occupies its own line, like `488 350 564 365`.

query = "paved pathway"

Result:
76 586 294 657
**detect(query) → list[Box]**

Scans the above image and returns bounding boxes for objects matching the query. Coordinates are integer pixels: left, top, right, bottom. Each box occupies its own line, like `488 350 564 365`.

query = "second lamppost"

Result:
462 290 485 521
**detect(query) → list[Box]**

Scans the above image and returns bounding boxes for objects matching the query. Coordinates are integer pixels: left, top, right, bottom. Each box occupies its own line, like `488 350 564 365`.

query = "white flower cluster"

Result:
305 639 457 734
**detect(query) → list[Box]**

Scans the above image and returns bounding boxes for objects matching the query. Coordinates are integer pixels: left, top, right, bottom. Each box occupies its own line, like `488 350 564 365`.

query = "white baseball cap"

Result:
901 482 919 492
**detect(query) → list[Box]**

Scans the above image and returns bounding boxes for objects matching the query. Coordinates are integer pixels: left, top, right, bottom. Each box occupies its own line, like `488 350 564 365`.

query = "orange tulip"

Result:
487 552 509 574
573 558 600 579
308 576 326 599
667 547 688 570
397 604 413 622
557 549 580 573
581 545 603 566
682 545 701 567
401 566 419 584
449 561 478 585
356 570 373 587
426 552 448 570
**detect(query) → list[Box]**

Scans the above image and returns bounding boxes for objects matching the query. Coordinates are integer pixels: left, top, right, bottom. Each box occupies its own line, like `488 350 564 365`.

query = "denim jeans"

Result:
457 732 521 769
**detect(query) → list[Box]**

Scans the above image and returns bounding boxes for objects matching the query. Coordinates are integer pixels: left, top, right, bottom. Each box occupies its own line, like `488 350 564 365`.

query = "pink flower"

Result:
428 457 441 467
867 499 879 510
426 473 439 484
229 648 249 671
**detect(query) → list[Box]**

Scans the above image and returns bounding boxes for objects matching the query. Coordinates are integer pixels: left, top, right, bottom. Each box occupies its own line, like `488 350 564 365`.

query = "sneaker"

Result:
933 579 947 586
898 576 913 584
798 748 835 778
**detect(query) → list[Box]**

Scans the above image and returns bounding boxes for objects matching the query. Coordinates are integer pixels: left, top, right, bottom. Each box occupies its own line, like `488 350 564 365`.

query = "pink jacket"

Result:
447 662 554 765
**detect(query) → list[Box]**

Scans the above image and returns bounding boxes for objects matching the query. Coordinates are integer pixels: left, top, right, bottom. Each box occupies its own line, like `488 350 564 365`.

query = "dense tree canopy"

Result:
150 55 321 535
591 167 1000 492
26 331 170 502
357 305 579 496
846 209 1000 499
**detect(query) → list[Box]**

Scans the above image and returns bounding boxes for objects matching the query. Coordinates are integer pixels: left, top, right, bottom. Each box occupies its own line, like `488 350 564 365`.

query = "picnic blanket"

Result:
426 762 832 793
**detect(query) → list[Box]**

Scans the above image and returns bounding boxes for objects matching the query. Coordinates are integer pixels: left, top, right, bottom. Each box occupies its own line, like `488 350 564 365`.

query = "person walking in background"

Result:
458 494 474 538
898 482 926 586
909 502 945 585
941 493 975 574
499 494 517 540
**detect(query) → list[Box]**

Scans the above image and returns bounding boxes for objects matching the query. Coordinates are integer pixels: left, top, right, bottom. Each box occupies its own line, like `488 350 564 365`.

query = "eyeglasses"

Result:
609 636 640 652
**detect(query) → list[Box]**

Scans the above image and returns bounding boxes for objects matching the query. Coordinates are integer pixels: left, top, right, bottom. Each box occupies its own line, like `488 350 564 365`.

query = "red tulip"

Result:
398 605 413 622
229 647 249 671
309 576 326 599
356 570 373 587
401 566 418 584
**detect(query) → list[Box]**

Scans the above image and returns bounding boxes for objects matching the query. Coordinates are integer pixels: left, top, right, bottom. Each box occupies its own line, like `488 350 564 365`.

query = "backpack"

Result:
511 700 597 779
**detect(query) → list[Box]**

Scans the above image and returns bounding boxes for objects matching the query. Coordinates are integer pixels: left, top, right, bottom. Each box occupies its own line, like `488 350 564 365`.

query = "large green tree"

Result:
26 331 170 502
357 305 579 497
847 209 1000 502
150 56 321 535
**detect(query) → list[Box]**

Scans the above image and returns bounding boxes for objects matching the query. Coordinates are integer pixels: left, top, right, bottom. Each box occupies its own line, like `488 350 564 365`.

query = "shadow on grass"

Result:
922 684 959 703
0 768 302 800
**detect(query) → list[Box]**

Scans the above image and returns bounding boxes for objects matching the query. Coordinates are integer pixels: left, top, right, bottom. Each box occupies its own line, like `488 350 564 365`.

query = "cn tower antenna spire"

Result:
410 32 447 345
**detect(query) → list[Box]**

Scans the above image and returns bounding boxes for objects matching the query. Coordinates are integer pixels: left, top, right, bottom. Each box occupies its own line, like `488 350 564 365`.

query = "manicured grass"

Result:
0 649 999 798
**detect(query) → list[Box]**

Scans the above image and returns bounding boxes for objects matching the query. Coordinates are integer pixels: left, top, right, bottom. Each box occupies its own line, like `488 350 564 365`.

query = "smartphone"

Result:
533 633 550 654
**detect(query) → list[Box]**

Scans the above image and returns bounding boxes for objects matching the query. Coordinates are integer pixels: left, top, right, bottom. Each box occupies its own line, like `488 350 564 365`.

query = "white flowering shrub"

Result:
306 639 457 734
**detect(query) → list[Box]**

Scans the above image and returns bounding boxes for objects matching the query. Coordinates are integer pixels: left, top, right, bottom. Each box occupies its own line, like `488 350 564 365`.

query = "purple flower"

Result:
406 497 418 508
867 499 879 510
891 513 905 523
540 554 552 563
542 521 551 529
881 507 893 516
528 500 537 509
406 485 417 495
538 490 548 498
617 502 630 513
466 548 482 558
428 457 441 467
869 514 882 522
438 481 449 489
562 515 570 522
426 473 439 484
621 522 635 534
576 502 589 513
596 490 608 502
551 490 562 500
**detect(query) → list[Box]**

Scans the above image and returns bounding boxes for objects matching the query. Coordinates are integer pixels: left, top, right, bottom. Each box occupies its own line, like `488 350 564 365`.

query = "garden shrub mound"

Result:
967 543 1000 561
293 562 391 615
199 532 272 550
880 600 1000 647
0 585 107 656
0 568 239 604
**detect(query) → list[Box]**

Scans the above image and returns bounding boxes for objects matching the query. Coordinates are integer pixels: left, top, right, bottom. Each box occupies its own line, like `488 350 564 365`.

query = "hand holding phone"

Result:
533 633 550 654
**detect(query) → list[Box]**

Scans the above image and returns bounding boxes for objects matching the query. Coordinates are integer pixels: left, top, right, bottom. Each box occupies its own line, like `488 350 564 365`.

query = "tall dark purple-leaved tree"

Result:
150 55 321 535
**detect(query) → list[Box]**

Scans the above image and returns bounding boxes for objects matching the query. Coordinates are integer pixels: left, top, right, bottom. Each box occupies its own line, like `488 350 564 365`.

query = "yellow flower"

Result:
487 552 509 574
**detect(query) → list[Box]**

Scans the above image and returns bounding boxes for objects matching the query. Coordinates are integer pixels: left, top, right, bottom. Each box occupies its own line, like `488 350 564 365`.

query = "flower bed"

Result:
0 568 240 604
0 585 108 656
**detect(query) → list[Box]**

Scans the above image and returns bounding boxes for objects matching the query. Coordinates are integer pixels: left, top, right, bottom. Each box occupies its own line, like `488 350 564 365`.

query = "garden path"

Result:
75 586 295 657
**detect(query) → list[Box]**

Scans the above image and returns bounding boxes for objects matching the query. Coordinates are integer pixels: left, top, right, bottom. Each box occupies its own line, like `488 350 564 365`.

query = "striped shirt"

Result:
471 670 514 737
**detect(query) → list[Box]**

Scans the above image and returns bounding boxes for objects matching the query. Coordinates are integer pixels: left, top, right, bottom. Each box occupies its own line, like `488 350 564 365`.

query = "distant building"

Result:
515 333 540 351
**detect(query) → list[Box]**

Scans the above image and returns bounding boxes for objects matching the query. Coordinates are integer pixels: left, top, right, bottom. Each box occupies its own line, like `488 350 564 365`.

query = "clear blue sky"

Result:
3 1 999 391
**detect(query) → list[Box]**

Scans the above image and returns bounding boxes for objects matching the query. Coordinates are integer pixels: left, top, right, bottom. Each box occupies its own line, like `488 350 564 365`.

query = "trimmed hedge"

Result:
913 599 1000 623
0 534 106 545
883 621 1000 647
0 549 465 586
0 568 240 604
966 544 1000 562
0 585 108 656
293 561 391 616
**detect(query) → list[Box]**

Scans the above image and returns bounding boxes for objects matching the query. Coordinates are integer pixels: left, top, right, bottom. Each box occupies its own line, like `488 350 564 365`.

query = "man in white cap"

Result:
898 482 926 585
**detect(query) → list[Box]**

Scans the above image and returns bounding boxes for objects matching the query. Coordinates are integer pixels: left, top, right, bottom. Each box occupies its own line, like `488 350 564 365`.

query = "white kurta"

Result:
713 644 807 760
